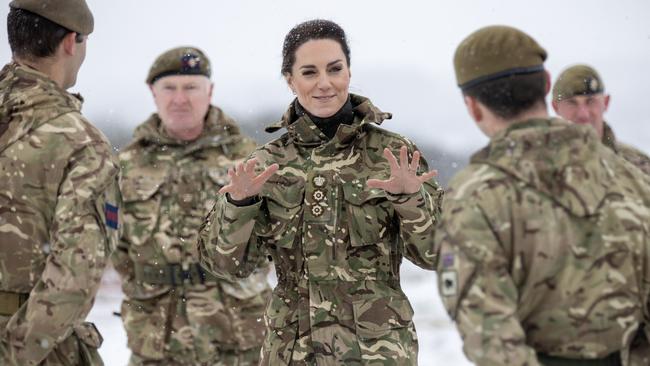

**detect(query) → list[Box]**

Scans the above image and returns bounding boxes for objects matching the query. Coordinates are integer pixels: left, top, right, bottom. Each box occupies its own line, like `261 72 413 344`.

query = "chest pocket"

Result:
342 182 393 247
120 168 167 246
259 175 304 249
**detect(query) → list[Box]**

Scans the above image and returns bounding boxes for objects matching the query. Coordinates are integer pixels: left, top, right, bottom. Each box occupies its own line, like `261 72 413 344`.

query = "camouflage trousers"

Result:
122 289 265 366
0 321 103 366
128 347 261 366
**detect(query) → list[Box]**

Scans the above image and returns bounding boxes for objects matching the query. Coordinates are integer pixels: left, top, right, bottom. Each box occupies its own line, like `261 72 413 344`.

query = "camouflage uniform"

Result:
0 62 120 365
436 118 650 365
601 122 650 176
114 106 270 366
199 94 444 365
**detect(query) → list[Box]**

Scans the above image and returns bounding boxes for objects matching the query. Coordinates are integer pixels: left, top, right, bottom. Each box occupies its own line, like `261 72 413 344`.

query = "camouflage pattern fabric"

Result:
0 62 120 365
114 106 270 365
601 122 650 176
436 118 650 366
199 94 444 365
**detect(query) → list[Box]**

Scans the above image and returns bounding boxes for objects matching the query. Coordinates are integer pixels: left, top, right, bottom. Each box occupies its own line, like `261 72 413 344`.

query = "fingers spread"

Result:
419 170 439 182
383 148 400 172
410 150 421 172
244 157 258 174
399 146 408 172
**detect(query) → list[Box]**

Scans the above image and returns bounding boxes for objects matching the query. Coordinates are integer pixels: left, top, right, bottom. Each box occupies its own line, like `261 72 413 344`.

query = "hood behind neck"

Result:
0 62 81 153
471 118 613 217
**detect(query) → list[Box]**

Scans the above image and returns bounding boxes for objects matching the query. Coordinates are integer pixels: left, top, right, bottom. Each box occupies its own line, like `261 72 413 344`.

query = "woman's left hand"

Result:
367 146 438 195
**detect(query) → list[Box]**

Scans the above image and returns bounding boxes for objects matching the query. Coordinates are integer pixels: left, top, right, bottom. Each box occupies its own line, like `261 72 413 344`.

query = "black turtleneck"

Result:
294 97 354 139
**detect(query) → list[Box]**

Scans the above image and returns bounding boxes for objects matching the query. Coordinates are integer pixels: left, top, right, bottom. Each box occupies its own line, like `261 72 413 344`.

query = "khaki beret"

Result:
146 46 212 85
454 25 547 90
10 0 94 35
552 64 604 101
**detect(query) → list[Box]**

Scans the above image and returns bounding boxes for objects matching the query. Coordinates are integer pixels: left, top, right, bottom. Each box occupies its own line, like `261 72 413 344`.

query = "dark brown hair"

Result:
7 8 81 60
463 71 547 120
281 19 351 75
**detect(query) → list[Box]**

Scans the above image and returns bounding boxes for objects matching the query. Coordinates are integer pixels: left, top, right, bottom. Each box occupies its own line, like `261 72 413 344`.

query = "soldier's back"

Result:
437 118 650 363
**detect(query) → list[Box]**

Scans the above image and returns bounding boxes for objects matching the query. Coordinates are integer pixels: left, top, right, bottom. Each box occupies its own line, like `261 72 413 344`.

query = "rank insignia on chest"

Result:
312 190 326 202
313 175 326 187
311 205 324 217
105 203 119 230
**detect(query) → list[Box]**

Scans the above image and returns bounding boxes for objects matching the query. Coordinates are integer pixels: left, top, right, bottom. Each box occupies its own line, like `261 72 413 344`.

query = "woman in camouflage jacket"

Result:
199 20 443 366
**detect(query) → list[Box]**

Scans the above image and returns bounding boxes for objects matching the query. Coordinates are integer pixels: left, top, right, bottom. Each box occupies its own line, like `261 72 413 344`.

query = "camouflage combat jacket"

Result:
199 94 444 366
114 106 270 363
436 118 650 366
602 122 650 176
0 62 120 365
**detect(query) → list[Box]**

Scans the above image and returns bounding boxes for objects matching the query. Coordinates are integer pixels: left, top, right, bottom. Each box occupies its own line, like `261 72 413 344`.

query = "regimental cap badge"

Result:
588 77 599 93
313 175 326 187
181 53 201 73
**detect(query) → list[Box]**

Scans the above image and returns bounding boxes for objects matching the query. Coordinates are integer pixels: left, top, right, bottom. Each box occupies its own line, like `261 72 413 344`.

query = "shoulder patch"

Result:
105 203 119 230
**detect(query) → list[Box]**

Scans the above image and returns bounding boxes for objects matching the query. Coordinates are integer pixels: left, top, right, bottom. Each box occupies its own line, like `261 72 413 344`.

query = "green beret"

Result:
552 64 604 101
146 46 212 85
454 25 547 90
9 0 94 35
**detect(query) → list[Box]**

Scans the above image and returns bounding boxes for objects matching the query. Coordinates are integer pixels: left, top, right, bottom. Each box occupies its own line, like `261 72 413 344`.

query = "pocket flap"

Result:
73 322 103 349
353 296 414 339
261 175 304 209
120 167 167 202
342 182 387 206
220 270 270 300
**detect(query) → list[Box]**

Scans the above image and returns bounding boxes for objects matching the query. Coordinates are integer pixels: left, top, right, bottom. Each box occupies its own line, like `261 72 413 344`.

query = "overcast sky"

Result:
1 0 649 155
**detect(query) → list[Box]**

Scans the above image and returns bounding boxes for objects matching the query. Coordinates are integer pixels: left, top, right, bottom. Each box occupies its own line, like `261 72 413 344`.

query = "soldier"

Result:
552 64 650 175
198 19 443 365
0 0 120 365
113 46 271 366
436 25 650 366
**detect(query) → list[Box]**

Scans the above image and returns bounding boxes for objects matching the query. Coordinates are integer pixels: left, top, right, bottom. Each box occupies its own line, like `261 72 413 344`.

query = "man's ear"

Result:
551 100 559 114
464 95 482 123
603 94 611 111
60 32 78 57
544 69 552 96
208 82 214 99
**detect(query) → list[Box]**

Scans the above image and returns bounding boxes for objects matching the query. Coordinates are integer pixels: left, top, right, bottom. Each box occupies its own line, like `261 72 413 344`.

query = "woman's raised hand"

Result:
367 146 437 195
219 158 279 201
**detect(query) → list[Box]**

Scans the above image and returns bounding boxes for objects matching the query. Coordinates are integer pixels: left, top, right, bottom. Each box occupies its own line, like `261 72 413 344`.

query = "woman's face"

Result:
286 39 351 118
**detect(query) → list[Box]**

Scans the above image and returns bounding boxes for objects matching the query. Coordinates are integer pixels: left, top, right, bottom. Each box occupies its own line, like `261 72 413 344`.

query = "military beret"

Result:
552 64 604 101
9 0 94 35
454 25 547 90
146 46 212 85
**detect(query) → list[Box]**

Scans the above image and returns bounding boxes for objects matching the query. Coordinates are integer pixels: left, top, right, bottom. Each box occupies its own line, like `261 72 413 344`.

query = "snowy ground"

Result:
88 262 471 365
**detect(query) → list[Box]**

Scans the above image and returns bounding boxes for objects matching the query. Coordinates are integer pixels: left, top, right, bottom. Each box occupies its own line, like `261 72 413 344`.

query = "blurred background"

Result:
2 0 649 364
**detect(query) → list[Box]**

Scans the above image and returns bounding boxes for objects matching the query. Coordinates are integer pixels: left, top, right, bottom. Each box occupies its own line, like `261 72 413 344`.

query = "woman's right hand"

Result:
219 158 279 201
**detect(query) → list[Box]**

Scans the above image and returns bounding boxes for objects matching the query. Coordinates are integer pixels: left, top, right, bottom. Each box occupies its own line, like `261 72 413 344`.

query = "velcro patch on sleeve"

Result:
441 271 458 297
105 203 119 230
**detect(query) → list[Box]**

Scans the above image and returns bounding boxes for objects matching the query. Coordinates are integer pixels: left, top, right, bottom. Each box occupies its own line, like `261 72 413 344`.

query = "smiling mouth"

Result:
313 95 336 102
